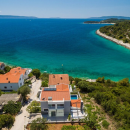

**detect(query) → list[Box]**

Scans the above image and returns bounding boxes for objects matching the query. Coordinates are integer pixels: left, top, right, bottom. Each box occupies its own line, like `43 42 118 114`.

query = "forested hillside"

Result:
99 21 130 43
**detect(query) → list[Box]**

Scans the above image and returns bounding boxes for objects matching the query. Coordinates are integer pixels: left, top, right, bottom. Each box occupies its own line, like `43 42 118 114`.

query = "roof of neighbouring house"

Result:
71 99 81 108
10 67 27 75
0 94 22 105
0 62 4 66
0 67 26 83
49 74 70 85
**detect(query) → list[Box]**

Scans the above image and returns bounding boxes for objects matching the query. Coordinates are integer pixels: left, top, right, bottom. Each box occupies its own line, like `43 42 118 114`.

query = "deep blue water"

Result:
0 19 130 81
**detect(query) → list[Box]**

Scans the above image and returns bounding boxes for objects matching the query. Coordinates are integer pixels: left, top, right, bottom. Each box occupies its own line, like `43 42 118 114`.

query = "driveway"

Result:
11 79 41 130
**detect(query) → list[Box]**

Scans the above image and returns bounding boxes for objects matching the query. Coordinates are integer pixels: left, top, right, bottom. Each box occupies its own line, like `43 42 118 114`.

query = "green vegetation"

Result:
102 120 110 129
42 80 48 87
0 114 15 129
28 72 34 78
17 85 31 101
40 73 49 81
4 65 11 73
29 117 48 130
99 21 130 43
3 101 22 115
31 69 41 79
84 18 130 24
0 70 4 74
26 100 41 113
61 125 76 130
76 77 130 129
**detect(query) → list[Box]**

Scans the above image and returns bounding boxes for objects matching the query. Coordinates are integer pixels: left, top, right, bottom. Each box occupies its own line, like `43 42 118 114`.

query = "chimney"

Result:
6 78 8 80
53 75 55 78
61 77 62 80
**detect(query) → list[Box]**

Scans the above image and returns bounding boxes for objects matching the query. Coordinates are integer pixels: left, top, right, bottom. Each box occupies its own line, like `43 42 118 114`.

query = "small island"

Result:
84 18 129 24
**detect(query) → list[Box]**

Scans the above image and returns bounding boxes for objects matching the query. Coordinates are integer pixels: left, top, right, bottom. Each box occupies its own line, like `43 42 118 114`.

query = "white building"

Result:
0 63 5 70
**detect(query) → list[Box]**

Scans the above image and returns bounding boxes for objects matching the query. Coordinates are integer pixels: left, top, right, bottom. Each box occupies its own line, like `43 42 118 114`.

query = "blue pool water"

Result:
71 95 78 100
0 19 130 81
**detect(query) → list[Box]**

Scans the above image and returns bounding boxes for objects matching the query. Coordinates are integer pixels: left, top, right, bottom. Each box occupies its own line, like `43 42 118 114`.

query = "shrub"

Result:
30 118 48 130
31 69 41 79
102 120 110 129
4 66 11 73
3 101 22 115
42 80 48 87
61 125 76 130
26 100 41 113
28 72 33 78
0 114 15 129
96 77 105 83
0 70 4 74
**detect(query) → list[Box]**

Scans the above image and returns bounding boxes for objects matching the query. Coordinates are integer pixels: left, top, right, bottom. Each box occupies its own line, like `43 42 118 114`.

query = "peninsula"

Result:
96 21 130 49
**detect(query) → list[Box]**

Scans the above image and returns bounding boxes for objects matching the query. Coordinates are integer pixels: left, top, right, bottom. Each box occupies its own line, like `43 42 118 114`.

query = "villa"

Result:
0 62 5 70
39 74 85 120
0 67 32 91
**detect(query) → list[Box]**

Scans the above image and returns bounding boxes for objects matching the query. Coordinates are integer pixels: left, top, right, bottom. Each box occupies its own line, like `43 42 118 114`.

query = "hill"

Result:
84 18 129 24
88 16 130 19
99 21 130 43
0 15 37 19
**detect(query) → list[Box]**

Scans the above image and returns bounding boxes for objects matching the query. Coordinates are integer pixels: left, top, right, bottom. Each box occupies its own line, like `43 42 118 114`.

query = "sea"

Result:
0 18 130 81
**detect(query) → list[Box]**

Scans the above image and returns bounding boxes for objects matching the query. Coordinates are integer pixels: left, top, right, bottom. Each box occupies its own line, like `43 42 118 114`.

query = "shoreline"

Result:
83 23 115 24
96 29 130 50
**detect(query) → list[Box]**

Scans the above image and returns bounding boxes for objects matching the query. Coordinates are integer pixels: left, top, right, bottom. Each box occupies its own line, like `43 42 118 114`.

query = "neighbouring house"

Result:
0 93 22 111
0 62 5 70
39 74 85 119
9 67 32 79
0 67 32 91
49 74 70 88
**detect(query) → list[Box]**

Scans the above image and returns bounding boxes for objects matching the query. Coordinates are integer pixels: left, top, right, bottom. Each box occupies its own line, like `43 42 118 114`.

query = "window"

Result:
20 83 22 86
10 86 12 88
57 104 64 108
48 104 55 109
44 109 48 111
4 86 7 89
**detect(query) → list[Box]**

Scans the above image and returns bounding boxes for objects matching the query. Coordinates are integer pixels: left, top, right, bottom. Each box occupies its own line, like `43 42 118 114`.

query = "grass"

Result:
102 120 110 129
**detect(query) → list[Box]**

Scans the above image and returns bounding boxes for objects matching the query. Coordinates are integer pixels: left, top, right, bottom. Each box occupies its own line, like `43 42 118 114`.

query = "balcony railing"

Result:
48 106 55 109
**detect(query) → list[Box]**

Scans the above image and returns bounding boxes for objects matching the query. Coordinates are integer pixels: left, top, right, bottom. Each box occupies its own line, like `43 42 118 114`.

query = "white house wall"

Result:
0 83 19 91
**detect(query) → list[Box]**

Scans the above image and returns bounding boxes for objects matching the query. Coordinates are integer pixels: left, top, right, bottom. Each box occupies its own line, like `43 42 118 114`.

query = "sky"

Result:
0 0 130 18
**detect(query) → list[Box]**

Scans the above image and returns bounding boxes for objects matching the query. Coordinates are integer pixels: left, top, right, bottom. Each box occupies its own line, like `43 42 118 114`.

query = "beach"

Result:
96 29 130 50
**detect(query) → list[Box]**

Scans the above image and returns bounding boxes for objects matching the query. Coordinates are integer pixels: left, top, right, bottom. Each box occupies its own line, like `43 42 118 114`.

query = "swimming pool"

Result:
71 95 78 100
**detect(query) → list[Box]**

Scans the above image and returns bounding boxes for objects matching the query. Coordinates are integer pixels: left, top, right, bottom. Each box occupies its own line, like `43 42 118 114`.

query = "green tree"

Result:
4 66 11 73
42 80 48 87
26 100 41 113
28 72 34 78
31 69 41 79
0 114 15 129
0 70 4 74
102 120 110 129
118 78 129 87
30 118 48 130
3 101 22 115
74 78 82 85
17 85 31 101
40 73 49 81
69 76 74 84
96 77 105 83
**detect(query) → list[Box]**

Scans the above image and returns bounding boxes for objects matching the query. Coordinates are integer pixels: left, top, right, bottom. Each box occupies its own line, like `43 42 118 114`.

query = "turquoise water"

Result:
0 19 130 81
71 95 78 100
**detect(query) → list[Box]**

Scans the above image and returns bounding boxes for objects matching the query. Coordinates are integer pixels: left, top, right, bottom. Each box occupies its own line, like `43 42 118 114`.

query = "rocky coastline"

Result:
96 29 130 50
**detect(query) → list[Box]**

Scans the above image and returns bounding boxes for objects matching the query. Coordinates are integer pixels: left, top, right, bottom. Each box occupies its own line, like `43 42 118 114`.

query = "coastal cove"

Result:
1 19 130 81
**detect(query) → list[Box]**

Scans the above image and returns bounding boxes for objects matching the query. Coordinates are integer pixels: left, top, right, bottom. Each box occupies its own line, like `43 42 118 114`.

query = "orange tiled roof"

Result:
41 90 70 101
10 67 27 75
49 74 70 85
0 63 4 66
56 84 69 91
71 100 81 108
0 67 26 83
0 73 22 83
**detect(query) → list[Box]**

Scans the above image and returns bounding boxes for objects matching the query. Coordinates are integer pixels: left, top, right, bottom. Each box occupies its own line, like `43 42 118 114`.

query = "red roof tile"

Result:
49 74 70 85
71 100 81 108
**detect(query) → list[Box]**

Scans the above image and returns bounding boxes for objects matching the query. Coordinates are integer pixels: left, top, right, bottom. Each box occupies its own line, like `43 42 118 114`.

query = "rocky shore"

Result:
96 29 130 49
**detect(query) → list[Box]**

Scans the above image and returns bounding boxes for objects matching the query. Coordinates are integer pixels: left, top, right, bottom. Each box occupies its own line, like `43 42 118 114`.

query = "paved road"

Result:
11 79 41 130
